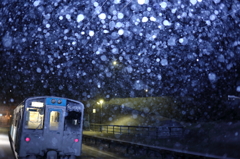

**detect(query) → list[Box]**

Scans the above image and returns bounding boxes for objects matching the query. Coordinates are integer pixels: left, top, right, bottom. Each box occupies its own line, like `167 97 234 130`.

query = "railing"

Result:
82 135 220 159
89 124 183 138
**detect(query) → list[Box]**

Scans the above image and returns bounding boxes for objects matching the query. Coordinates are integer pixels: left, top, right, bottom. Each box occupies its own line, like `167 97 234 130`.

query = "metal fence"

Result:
89 124 183 138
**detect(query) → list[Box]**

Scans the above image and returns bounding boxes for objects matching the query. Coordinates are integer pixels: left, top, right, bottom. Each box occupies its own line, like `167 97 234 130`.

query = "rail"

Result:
89 124 183 138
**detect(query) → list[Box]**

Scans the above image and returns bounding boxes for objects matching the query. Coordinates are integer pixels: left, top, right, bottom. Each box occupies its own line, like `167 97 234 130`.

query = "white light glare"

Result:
190 0 197 5
118 29 124 35
59 16 63 20
77 14 85 22
152 35 157 39
163 20 171 26
160 2 167 9
138 0 145 5
98 13 106 20
89 30 95 37
150 17 156 22
142 17 148 22
118 12 124 19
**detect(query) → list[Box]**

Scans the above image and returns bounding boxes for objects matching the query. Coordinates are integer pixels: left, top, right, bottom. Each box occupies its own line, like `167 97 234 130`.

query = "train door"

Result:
15 108 23 152
43 106 64 150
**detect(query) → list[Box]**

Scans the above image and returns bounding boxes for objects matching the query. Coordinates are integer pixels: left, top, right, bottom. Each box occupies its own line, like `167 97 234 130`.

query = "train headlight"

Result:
25 137 31 142
74 139 79 142
57 100 62 104
51 99 56 104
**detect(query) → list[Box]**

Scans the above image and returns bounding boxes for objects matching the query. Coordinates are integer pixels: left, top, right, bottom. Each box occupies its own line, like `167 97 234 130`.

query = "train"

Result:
9 96 84 159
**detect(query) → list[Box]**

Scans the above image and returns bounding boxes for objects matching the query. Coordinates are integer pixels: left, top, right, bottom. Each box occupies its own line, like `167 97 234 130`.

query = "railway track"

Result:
82 134 235 159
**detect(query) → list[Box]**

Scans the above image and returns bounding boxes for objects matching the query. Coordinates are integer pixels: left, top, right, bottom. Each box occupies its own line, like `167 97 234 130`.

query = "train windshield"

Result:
64 101 82 131
49 111 60 130
25 101 45 129
64 111 81 131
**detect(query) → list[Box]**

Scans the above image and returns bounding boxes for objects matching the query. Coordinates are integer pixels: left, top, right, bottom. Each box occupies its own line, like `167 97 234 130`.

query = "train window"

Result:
49 111 60 130
64 111 81 131
25 108 44 129
14 113 18 126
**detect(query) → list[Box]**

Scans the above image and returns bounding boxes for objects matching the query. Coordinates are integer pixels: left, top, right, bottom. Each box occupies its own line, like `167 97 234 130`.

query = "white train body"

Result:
10 96 84 159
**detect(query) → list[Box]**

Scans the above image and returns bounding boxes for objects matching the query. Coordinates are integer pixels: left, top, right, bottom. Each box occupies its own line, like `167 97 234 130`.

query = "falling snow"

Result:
33 0 41 7
160 2 167 9
161 59 168 66
2 33 12 48
163 20 171 26
98 13 106 20
77 14 85 22
0 2 240 156
236 86 240 92
190 0 197 5
89 30 94 37
208 73 217 82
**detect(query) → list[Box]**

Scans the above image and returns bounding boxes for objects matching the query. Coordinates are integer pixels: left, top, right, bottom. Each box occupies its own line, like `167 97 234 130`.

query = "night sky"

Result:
0 0 240 120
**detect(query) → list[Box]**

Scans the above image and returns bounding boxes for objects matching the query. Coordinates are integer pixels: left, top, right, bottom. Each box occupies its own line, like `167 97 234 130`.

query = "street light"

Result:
97 99 104 124
112 61 119 96
112 60 117 66
92 108 96 125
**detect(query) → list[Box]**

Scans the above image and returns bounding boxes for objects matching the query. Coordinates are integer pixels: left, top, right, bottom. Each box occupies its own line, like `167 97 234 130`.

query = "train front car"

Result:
17 96 84 159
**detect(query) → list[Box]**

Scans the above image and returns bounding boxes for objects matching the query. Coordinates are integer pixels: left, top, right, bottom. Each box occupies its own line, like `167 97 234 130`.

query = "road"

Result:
0 127 126 159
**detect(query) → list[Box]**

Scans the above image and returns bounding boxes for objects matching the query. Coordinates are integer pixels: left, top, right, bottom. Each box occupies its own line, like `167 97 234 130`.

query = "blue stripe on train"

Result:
46 97 67 106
